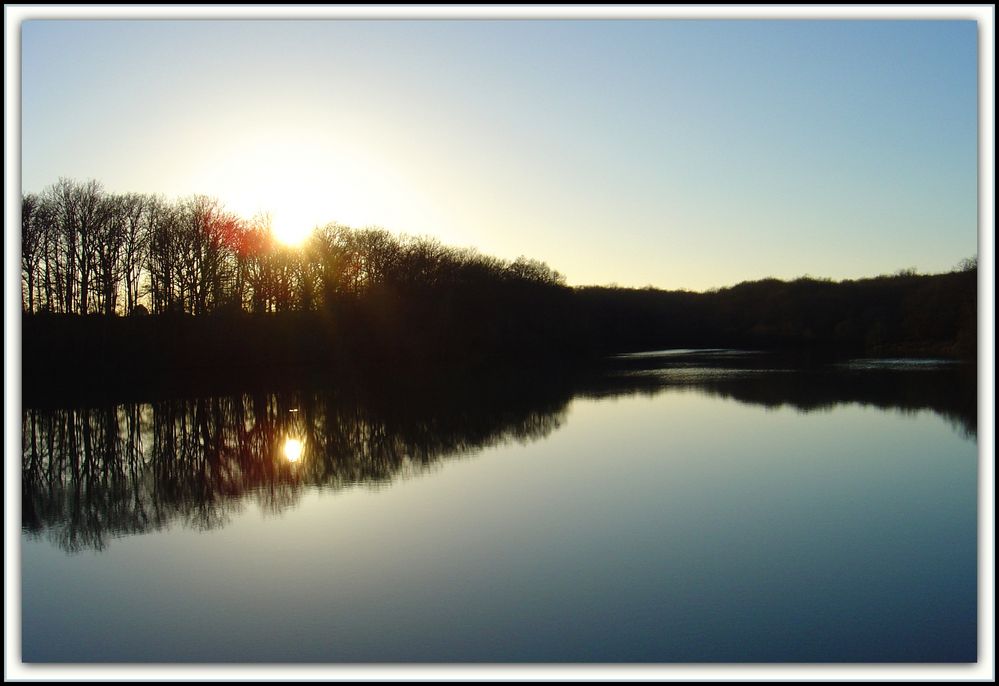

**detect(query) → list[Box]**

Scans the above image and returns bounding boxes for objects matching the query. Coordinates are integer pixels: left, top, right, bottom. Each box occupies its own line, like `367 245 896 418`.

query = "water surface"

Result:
21 352 978 662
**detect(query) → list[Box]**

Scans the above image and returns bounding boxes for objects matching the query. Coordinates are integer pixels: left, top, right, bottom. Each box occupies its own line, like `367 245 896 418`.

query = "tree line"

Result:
21 178 977 370
21 177 566 316
574 264 977 359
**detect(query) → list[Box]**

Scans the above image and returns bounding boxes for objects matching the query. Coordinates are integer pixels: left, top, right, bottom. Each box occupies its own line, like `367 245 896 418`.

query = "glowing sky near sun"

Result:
20 19 978 290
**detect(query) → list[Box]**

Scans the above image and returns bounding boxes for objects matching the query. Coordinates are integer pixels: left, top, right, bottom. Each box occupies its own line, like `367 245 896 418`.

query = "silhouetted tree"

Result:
146 196 181 314
21 193 43 312
42 178 109 314
239 213 278 313
118 193 150 315
954 256 977 273
507 255 566 286
92 194 125 315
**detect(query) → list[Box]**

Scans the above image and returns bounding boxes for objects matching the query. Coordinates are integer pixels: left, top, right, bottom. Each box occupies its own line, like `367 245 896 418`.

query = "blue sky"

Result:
20 19 978 290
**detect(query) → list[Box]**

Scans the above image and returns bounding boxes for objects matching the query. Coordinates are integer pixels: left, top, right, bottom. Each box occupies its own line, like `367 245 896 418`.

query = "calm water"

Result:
20 352 978 662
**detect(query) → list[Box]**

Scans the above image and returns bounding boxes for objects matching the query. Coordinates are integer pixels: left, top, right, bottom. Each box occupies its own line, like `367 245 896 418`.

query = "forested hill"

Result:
575 266 977 359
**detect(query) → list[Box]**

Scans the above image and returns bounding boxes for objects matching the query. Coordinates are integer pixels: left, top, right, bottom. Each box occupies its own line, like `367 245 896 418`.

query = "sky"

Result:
20 18 979 291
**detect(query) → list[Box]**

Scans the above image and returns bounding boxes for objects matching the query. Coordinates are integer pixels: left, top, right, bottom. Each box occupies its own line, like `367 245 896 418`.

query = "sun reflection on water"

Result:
283 437 304 463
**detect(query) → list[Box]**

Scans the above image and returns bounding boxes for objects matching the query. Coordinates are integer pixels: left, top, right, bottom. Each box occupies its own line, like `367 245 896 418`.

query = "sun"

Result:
271 207 316 247
272 221 313 247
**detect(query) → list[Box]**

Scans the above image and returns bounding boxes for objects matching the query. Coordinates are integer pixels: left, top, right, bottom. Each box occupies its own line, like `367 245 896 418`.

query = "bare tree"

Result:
93 194 126 315
118 193 149 314
21 194 43 312
47 178 78 313
33 197 60 312
146 197 181 314
172 195 241 315
507 255 566 286
44 179 109 314
240 213 277 313
75 180 108 313
310 222 354 304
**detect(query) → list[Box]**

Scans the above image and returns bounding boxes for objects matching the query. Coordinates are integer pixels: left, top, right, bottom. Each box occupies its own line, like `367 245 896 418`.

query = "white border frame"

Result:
4 4 994 682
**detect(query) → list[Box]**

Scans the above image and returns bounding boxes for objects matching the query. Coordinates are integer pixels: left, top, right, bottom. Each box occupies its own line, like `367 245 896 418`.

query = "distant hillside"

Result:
575 266 977 359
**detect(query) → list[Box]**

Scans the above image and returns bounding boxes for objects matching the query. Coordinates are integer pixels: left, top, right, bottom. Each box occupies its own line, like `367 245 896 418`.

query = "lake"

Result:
20 351 978 662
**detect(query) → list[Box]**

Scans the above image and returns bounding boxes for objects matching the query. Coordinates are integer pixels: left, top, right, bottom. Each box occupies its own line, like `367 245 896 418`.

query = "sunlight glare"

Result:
271 206 316 247
198 132 451 247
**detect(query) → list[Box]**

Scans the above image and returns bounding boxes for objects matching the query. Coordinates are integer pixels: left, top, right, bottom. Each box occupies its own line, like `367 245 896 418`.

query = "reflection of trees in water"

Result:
22 361 976 552
581 359 977 440
692 368 977 440
22 404 156 553
22 388 569 553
